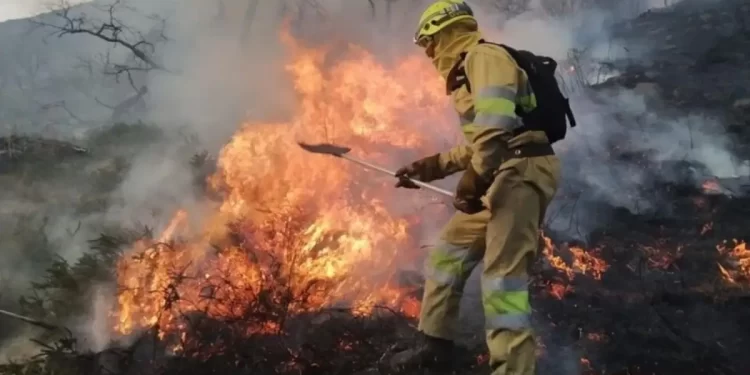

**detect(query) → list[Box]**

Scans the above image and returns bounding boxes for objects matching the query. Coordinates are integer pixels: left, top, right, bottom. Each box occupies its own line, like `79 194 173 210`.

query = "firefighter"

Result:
389 1 561 374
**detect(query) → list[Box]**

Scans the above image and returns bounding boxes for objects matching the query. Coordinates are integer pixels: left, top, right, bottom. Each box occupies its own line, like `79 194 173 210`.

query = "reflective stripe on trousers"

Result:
424 240 480 290
482 275 532 330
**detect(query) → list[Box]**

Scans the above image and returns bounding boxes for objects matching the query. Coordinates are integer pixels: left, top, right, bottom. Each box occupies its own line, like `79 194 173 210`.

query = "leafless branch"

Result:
35 100 87 124
31 0 168 92
304 0 328 19
95 85 149 123
215 0 227 23
94 96 116 110
285 0 328 29
368 0 376 19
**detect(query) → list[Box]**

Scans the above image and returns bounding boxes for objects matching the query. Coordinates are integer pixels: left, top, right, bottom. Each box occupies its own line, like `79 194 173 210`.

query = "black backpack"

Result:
446 40 576 144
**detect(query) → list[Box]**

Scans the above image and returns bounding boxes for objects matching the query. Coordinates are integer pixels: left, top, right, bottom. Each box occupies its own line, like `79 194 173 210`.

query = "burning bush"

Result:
112 28 454 341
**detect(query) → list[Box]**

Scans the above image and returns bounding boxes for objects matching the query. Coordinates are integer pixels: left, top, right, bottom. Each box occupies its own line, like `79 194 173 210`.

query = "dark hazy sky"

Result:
0 1 89 22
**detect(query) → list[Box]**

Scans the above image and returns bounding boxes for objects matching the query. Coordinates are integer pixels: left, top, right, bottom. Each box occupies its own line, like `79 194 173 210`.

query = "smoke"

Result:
0 0 742 366
81 285 117 352
466 0 745 235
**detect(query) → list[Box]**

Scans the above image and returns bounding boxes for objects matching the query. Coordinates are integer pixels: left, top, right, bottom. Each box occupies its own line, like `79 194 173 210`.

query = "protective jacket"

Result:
412 17 561 375
432 24 550 184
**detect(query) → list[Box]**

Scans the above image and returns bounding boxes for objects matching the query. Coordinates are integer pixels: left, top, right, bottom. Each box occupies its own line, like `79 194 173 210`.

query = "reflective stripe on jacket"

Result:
438 42 548 177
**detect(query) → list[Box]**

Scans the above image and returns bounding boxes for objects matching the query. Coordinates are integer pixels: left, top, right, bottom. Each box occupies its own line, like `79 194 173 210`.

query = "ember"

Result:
585 332 607 342
642 245 683 270
546 281 573 300
542 236 610 280
702 178 723 195
717 240 750 285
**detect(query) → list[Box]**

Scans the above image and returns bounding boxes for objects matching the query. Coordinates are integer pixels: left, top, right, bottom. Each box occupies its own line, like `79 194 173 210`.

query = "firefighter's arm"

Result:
464 47 519 177
437 144 472 176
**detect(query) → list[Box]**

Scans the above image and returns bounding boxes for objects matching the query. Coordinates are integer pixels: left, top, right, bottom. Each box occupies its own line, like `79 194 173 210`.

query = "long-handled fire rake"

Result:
297 142 454 198
0 308 59 330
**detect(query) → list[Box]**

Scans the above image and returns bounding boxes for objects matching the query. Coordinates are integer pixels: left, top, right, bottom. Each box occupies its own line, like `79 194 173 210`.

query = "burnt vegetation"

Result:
2 0 750 375
2 127 749 375
2 139 749 375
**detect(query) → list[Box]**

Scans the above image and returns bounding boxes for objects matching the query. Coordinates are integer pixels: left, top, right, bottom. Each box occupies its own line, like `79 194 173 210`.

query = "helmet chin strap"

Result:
425 43 436 58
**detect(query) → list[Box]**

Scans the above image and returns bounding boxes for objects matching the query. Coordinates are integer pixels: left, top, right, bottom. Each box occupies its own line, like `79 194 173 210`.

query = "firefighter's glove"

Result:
453 165 492 214
394 154 443 189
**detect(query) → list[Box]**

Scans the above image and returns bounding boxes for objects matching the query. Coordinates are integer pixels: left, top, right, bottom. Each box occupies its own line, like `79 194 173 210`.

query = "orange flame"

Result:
717 240 750 285
541 235 609 299
546 282 572 299
586 332 608 342
701 179 723 195
113 28 456 338
580 357 591 368
476 353 489 365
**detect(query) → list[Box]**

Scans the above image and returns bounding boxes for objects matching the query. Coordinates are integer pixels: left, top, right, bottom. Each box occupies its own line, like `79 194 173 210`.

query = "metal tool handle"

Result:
340 155 455 198
0 308 58 330
295 142 454 198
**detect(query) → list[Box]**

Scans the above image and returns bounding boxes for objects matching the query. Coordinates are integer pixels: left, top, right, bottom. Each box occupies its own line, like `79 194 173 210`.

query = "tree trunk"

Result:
215 0 226 23
241 0 260 45
386 0 393 27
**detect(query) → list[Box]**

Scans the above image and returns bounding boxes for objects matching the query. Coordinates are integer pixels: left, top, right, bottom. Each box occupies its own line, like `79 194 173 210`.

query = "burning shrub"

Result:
111 27 457 341
717 240 750 285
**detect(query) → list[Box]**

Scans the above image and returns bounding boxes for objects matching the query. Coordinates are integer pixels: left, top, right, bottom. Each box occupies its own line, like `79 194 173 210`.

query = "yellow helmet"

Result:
414 1 476 47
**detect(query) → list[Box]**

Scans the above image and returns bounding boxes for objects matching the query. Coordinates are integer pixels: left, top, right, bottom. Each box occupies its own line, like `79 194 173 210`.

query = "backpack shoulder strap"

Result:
445 40 509 95
445 51 469 95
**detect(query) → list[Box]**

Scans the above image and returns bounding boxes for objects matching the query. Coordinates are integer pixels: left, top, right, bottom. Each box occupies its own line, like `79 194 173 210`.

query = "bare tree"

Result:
537 0 624 17
31 0 168 121
488 0 531 18
248 0 327 43
35 100 86 125
385 0 396 26
215 0 227 24
95 85 149 123
32 0 167 91
282 0 328 32
11 49 46 96
367 0 422 25
240 0 260 45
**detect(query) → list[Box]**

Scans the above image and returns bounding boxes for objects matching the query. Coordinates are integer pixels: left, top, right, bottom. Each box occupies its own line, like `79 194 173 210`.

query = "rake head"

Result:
297 142 352 157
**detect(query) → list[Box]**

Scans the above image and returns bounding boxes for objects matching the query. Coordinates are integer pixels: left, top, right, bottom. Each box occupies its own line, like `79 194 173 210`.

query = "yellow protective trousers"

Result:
418 154 560 375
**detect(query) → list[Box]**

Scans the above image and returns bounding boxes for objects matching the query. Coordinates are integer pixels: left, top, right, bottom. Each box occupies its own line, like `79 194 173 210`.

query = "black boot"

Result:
387 333 454 373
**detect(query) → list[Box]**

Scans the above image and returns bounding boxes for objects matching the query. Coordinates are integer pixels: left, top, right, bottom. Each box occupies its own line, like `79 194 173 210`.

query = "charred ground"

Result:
2 1 750 375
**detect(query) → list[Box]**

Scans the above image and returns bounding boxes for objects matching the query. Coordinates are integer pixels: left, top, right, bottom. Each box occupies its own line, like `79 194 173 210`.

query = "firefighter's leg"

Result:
482 157 559 375
418 209 489 339
389 210 489 371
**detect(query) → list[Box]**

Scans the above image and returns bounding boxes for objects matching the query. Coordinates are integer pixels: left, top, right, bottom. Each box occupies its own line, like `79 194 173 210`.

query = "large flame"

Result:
112 27 614 340
114 28 455 337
